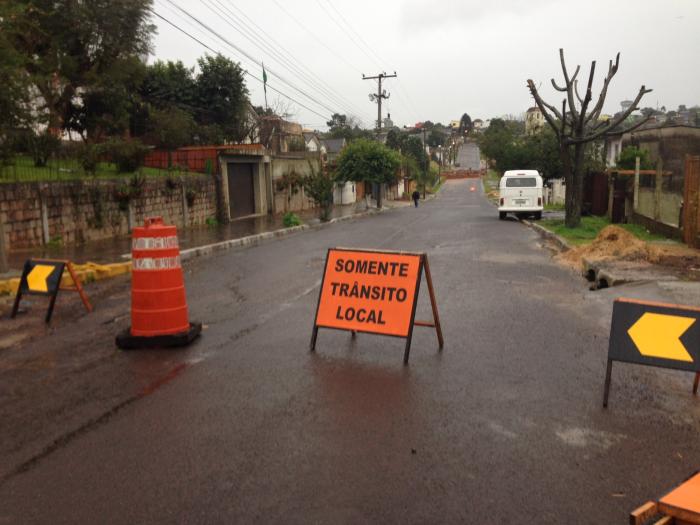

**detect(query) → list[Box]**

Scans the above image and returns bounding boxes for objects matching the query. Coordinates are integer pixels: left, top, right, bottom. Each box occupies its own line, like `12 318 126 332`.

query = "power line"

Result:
149 8 332 121
314 0 421 126
161 0 342 119
202 0 368 126
214 0 370 124
324 0 385 69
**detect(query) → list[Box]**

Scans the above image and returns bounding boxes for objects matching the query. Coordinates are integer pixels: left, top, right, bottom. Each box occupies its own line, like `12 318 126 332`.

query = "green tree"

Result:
335 139 401 208
141 60 197 111
144 107 195 166
617 146 653 170
427 130 445 147
459 113 472 134
6 0 154 133
326 113 348 130
302 161 334 221
66 56 147 141
385 129 406 151
195 55 249 142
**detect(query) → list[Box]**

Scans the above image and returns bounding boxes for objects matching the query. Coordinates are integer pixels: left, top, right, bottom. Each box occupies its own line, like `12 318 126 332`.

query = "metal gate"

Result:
228 163 255 218
683 155 700 247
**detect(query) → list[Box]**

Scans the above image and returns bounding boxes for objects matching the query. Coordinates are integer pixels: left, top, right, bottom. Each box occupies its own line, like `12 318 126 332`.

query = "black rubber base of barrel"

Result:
116 322 202 350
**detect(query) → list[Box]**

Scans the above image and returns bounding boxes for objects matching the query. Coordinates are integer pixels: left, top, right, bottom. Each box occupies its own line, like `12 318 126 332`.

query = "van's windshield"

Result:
505 177 537 188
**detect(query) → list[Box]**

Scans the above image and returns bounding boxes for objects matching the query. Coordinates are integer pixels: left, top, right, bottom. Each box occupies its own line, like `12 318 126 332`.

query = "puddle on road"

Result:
555 426 626 450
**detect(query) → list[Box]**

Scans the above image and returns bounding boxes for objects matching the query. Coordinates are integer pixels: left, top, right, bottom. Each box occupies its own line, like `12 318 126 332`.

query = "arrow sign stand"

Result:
604 298 700 408
11 259 92 323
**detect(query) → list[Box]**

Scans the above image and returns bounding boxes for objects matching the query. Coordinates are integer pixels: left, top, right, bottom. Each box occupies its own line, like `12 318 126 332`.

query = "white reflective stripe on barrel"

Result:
132 236 179 250
132 256 182 270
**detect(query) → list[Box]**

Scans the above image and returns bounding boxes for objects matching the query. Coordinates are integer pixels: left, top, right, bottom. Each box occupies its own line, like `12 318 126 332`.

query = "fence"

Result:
143 144 266 174
0 155 193 183
683 155 700 247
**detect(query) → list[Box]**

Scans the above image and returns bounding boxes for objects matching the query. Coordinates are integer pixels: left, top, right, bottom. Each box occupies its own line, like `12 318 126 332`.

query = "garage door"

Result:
228 163 255 218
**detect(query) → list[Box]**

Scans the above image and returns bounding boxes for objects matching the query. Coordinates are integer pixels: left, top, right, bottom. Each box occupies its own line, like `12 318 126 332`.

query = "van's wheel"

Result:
499 212 506 220
534 211 542 220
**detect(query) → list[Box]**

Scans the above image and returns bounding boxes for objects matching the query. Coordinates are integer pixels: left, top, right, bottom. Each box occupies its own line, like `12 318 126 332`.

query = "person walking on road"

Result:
412 190 420 207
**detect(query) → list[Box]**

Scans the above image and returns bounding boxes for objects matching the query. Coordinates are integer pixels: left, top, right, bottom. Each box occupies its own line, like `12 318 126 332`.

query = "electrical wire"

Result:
161 0 343 119
150 8 333 121
209 0 371 126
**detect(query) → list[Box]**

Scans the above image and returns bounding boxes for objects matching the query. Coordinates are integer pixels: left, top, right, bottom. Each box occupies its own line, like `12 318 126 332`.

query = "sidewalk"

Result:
4 203 371 271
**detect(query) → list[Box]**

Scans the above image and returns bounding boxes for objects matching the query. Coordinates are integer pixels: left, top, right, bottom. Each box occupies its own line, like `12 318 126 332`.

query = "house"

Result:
259 116 305 154
303 131 322 152
472 119 484 131
320 138 346 163
449 120 460 131
319 137 355 205
525 107 545 135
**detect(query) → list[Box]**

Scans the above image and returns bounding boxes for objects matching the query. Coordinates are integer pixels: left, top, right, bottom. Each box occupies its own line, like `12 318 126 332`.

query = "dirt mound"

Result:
558 225 649 268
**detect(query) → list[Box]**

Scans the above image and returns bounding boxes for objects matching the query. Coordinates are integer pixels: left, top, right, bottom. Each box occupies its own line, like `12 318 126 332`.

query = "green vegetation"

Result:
0 155 199 183
283 212 302 227
540 216 665 245
616 146 654 170
302 162 334 221
544 203 565 211
335 139 401 207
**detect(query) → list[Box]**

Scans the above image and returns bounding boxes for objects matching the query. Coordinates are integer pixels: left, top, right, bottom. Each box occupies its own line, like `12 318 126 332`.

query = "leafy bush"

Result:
104 138 150 173
78 143 102 174
335 138 401 185
114 172 146 211
283 212 301 227
617 146 654 170
29 131 61 167
302 161 334 221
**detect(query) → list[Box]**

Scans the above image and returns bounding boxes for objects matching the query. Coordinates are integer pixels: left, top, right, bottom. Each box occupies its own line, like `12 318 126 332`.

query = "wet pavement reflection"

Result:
6 204 361 270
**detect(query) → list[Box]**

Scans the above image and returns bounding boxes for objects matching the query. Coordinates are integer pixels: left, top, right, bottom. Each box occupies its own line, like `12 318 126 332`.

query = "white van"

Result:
498 170 544 220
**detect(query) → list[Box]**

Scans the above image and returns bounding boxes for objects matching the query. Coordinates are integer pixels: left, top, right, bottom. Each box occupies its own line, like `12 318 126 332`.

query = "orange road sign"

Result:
311 248 443 364
603 298 700 407
659 471 700 521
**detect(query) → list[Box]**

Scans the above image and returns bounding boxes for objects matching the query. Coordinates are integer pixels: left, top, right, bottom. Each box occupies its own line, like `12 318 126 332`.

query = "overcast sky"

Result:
151 0 699 130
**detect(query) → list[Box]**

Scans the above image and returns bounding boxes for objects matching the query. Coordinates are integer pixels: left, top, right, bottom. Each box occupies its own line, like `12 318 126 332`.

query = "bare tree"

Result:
527 49 652 227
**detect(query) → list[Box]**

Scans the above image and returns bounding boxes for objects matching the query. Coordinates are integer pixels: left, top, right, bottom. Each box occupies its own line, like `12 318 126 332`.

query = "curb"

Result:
522 219 571 252
152 207 389 262
0 204 401 295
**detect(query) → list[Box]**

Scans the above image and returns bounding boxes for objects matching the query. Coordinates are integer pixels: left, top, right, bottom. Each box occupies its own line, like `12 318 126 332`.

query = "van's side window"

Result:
505 177 537 188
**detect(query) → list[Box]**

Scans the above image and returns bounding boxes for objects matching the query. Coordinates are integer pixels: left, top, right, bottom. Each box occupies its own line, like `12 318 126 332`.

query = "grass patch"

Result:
0 155 201 183
427 176 445 194
539 216 666 245
484 169 500 190
544 203 564 211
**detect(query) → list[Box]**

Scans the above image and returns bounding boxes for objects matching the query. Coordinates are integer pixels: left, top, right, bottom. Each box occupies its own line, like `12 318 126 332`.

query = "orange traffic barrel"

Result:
116 217 201 349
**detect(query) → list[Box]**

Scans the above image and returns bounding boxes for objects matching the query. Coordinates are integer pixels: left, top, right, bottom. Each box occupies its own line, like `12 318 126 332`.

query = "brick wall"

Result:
0 175 218 249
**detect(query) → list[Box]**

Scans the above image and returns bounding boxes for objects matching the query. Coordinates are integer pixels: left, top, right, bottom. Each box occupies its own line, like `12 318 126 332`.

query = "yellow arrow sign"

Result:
627 312 695 362
27 264 56 293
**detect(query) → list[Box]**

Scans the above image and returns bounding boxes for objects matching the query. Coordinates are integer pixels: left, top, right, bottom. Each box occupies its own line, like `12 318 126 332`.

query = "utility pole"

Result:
0 211 8 274
421 127 428 199
362 71 397 209
363 71 397 131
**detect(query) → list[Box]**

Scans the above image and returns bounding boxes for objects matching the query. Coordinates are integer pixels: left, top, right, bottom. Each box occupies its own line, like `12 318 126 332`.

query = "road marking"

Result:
627 312 695 362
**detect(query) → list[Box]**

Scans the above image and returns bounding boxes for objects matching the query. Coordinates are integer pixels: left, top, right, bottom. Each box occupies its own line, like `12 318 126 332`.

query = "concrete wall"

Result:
636 188 683 227
333 181 355 205
271 155 320 214
0 175 218 249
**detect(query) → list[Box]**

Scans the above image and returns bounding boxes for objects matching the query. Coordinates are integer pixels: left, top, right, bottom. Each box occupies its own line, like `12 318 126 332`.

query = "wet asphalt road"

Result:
456 141 481 170
2 180 700 523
